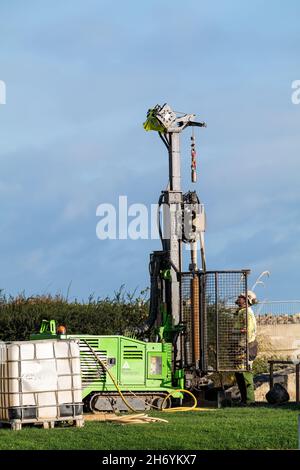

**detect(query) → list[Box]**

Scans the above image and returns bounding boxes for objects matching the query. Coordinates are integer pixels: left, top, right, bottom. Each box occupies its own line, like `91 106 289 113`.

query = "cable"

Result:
83 341 209 414
82 340 136 412
159 389 216 412
160 389 197 412
158 132 170 150
157 193 166 251
200 232 206 272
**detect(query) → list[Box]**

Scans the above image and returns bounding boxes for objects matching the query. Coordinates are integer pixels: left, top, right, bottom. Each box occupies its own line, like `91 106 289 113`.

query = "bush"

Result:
0 287 149 342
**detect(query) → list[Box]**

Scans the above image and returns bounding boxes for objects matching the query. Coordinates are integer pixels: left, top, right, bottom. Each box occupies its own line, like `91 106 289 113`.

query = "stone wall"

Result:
257 323 300 358
257 313 300 325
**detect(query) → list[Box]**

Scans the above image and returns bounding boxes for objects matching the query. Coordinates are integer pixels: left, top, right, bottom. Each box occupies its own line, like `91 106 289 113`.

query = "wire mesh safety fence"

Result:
201 271 249 372
180 273 195 367
253 301 300 318
180 270 249 372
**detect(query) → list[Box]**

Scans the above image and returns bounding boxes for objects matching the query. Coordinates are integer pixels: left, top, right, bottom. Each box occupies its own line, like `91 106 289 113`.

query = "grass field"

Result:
0 405 299 450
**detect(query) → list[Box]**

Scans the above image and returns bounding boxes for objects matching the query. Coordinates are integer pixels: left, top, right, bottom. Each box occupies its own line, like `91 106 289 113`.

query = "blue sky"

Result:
0 0 299 301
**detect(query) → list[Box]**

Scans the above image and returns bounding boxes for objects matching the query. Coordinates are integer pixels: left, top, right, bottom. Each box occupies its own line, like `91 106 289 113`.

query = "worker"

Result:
234 291 258 405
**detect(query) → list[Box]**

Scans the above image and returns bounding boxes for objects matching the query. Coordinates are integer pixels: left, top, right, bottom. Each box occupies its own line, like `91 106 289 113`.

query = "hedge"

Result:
0 287 149 342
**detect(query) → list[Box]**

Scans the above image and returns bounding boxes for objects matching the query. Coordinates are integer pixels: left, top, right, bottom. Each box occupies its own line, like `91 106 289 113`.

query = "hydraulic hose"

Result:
160 389 197 412
133 254 161 336
160 389 212 412
84 341 210 414
82 340 136 412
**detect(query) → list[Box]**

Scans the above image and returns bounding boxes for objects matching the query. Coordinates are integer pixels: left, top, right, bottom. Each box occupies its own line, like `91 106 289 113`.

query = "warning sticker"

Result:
122 361 130 369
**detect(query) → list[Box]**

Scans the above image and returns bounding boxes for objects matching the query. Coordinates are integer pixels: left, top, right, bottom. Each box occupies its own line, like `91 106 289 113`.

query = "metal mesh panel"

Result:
201 271 248 372
181 273 194 367
180 270 249 372
254 300 300 317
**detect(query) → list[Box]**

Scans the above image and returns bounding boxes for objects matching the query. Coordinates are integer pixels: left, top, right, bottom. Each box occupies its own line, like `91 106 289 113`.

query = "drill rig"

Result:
140 104 250 389
31 104 251 411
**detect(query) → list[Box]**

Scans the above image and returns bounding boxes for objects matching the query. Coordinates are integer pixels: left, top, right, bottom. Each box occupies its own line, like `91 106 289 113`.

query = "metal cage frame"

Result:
180 270 250 372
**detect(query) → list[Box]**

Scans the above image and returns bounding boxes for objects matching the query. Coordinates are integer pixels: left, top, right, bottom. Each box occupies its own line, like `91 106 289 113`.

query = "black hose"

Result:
134 255 161 336
158 132 169 150
158 193 168 252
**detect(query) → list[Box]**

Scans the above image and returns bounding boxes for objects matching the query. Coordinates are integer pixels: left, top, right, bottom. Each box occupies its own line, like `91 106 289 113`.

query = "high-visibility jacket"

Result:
234 307 257 343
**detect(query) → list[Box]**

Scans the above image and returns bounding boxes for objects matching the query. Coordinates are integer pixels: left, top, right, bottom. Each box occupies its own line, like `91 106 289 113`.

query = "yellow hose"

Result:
84 340 212 414
160 389 200 412
160 389 218 412
83 340 136 412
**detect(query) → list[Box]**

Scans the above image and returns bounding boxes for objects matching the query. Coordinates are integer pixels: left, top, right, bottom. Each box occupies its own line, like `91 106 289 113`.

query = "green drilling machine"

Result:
31 104 251 411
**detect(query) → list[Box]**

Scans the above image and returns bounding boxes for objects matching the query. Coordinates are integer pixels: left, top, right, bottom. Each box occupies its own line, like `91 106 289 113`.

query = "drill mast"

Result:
143 104 206 369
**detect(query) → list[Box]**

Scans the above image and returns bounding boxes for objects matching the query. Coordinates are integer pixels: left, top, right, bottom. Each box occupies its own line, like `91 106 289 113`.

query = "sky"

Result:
0 0 299 301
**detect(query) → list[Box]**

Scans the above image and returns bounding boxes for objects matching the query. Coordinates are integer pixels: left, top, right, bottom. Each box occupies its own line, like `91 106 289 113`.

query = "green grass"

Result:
0 406 298 450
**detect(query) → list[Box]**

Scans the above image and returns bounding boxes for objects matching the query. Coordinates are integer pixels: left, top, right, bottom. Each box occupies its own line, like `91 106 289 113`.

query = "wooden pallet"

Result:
0 416 84 431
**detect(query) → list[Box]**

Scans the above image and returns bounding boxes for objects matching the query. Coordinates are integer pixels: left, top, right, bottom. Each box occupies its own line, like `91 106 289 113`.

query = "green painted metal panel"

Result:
30 331 180 399
119 338 146 385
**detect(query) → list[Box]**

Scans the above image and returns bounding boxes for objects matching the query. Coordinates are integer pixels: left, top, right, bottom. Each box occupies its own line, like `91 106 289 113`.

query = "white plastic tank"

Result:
0 339 82 422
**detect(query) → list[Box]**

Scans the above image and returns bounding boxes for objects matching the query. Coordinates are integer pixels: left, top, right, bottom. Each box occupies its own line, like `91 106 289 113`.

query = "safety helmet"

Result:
238 290 257 306
57 325 66 335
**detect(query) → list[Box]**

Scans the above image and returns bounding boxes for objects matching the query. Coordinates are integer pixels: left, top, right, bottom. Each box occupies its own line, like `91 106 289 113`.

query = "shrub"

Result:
0 287 149 342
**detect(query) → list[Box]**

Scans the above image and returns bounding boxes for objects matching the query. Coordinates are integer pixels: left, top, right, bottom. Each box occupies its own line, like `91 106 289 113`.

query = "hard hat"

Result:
239 290 257 306
57 325 66 335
